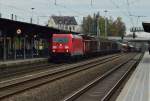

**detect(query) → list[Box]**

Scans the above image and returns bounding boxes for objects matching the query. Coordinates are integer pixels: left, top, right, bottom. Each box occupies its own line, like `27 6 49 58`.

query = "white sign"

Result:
17 29 21 34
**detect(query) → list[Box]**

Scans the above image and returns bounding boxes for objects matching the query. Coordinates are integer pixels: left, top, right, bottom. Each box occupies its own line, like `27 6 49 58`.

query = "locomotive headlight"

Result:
66 49 69 52
65 46 69 49
52 46 57 49
59 44 62 46
52 50 56 52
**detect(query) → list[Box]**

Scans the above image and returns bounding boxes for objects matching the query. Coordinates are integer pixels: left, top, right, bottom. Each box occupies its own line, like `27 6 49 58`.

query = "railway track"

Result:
0 62 66 81
0 53 123 100
101 53 143 101
63 53 143 101
0 53 120 81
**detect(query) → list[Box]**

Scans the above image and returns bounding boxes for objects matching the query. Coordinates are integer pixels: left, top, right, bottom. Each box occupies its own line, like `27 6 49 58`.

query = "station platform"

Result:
116 52 149 101
0 58 48 67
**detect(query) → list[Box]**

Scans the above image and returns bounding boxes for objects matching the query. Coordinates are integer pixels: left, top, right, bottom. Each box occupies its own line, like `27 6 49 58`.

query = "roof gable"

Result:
51 16 77 25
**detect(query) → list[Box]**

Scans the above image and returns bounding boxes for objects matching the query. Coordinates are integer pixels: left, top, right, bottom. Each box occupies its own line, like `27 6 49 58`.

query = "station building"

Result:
48 16 80 32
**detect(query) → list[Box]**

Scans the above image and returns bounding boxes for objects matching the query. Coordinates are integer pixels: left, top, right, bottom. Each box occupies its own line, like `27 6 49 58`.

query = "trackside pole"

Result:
23 37 26 59
3 35 6 61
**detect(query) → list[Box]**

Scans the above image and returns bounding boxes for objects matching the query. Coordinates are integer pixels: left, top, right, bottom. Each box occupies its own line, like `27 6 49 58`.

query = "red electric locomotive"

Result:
51 33 121 61
51 34 84 59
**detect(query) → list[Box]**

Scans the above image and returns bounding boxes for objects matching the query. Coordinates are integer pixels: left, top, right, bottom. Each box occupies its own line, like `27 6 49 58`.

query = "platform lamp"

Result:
0 31 2 51
0 30 2 37
2 32 6 61
30 8 35 24
35 34 39 57
31 34 37 58
0 30 6 61
104 10 108 38
0 30 2 50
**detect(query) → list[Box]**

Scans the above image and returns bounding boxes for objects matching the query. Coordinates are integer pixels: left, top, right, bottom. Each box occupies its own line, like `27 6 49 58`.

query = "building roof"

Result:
142 22 150 33
0 18 72 38
51 16 77 25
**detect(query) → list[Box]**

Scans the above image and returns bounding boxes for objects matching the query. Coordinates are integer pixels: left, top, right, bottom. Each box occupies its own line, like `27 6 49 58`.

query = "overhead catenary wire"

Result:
0 0 145 28
109 0 129 17
0 2 52 24
130 15 147 26
0 1 85 24
55 4 84 16
126 0 135 27
55 0 57 5
91 0 93 6
107 0 134 28
53 1 90 17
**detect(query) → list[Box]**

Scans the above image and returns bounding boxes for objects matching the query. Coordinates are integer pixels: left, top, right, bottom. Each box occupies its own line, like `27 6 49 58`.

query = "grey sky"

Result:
0 0 150 32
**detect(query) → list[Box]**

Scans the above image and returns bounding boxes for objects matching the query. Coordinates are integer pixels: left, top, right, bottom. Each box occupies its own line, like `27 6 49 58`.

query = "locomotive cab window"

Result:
53 38 69 43
72 38 74 42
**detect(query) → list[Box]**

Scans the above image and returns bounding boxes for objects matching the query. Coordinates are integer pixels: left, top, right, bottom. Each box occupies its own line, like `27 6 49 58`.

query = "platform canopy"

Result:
142 22 150 33
0 18 72 38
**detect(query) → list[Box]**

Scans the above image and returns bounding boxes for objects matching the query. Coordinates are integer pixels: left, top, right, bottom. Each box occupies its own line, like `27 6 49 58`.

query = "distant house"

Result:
48 16 78 32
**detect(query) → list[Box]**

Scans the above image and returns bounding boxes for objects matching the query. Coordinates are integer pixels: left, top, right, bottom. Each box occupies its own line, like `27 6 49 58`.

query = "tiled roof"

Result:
51 16 77 25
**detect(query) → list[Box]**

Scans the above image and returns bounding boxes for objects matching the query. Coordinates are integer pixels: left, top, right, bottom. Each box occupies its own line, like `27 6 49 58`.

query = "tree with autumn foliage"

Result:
109 17 126 37
82 13 126 38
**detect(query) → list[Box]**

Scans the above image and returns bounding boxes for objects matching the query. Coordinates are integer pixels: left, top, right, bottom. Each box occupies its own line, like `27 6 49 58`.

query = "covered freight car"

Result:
80 34 100 55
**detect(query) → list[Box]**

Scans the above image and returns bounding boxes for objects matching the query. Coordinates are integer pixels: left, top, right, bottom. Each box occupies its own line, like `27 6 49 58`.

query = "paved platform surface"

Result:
116 52 150 101
0 58 48 67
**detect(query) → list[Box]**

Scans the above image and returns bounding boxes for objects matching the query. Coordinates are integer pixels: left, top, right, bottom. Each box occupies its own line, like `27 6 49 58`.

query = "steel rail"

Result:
101 53 143 101
0 53 123 99
63 53 140 101
0 63 64 80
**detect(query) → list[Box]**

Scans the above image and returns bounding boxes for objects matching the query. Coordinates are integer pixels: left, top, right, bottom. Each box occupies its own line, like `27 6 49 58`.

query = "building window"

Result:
72 26 75 31
69 27 72 31
65 26 68 30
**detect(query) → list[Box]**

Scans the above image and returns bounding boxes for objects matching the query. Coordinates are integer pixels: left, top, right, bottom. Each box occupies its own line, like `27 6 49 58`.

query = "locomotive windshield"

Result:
53 38 69 43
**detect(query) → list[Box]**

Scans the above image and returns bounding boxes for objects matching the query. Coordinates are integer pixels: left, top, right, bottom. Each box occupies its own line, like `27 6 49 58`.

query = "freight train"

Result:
50 33 122 60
